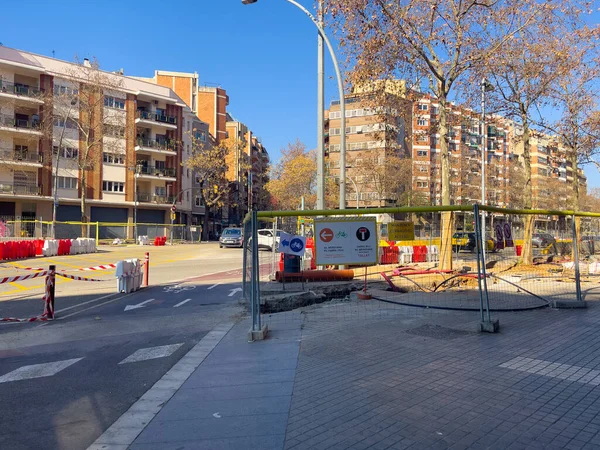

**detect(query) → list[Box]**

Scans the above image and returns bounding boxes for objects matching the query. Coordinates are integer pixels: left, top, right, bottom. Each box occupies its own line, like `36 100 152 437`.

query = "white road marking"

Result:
0 358 83 383
228 287 242 297
213 412 221 418
118 343 184 364
207 283 220 290
124 299 154 312
173 298 191 308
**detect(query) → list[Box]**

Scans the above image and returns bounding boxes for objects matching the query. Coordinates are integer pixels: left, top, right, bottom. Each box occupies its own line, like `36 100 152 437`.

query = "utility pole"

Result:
316 0 325 210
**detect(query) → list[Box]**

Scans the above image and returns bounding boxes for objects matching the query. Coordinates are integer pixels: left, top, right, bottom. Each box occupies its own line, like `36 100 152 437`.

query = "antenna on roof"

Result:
52 50 55 58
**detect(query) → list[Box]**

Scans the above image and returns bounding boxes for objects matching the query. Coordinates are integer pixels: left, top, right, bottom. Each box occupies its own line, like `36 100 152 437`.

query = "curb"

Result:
86 321 235 450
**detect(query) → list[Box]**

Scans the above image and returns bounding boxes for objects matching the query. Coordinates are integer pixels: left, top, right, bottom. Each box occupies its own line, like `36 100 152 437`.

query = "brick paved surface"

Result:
282 300 600 450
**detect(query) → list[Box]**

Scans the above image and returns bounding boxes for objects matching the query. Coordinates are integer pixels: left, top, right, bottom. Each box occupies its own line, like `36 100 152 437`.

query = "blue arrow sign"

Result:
281 239 290 247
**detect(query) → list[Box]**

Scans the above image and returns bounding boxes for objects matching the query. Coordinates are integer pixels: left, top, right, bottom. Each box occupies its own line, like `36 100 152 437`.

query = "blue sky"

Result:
2 0 598 189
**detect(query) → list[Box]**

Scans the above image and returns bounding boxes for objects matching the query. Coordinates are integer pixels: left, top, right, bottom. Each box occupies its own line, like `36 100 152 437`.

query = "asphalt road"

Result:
0 243 245 450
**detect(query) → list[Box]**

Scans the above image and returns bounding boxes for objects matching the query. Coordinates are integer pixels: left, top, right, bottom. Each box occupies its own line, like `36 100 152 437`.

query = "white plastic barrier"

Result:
138 235 149 246
399 246 413 264
427 245 439 262
42 240 58 257
116 258 143 293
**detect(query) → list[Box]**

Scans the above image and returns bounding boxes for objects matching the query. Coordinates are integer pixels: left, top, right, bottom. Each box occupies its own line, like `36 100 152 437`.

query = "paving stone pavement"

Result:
126 296 600 450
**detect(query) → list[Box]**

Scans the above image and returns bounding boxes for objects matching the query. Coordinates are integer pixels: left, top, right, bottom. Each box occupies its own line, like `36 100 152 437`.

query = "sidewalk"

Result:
94 297 600 450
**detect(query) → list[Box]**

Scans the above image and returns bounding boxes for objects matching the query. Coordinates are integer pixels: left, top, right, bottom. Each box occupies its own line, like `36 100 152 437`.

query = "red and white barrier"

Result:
0 271 49 284
1 269 54 322
66 263 117 272
56 273 106 282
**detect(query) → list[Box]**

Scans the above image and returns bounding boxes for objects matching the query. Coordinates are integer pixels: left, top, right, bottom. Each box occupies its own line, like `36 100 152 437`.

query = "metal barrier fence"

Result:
243 205 599 339
0 219 188 244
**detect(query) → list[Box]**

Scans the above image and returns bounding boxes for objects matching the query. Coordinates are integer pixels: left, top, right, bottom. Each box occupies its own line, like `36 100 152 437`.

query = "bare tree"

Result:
327 0 543 269
185 132 229 241
51 58 124 236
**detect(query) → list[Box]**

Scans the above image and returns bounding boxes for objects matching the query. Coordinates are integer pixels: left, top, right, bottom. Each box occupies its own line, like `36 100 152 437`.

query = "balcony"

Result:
136 165 177 181
0 149 43 168
0 81 44 104
0 114 43 136
135 110 177 130
136 192 175 204
0 183 41 196
135 138 177 156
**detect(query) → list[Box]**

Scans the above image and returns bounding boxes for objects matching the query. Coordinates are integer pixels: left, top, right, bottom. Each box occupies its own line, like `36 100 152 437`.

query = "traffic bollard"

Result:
142 252 149 287
48 264 56 319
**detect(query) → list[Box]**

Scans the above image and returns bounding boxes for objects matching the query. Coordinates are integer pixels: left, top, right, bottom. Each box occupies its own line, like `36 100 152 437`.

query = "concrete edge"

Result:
248 324 269 341
86 321 236 450
553 300 588 309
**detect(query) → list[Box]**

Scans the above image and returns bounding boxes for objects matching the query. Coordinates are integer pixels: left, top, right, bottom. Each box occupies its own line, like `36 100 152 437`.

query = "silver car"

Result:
219 228 243 248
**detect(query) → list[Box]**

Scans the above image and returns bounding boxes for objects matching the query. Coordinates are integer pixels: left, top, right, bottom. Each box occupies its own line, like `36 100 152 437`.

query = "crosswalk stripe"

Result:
207 283 220 290
173 299 191 308
118 343 184 365
0 358 83 383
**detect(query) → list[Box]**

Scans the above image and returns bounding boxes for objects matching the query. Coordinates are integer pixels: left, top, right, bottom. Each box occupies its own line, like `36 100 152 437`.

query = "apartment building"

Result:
0 46 193 237
325 88 586 219
325 93 411 208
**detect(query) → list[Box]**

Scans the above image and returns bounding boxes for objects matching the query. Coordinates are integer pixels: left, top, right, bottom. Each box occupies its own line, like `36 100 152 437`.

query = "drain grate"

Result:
406 324 474 340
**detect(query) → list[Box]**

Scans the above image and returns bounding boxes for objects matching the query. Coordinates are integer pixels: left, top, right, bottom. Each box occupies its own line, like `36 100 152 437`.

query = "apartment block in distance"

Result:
0 46 194 238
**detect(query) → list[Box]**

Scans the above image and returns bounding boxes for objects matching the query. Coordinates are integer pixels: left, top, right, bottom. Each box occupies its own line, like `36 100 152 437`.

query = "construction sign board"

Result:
388 221 415 241
314 218 378 266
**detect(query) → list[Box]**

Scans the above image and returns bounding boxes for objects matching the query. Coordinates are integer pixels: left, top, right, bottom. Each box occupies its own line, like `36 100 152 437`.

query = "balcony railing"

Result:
136 165 177 178
0 150 43 164
0 183 41 196
0 114 41 130
136 193 175 204
0 81 43 98
136 110 177 125
136 138 176 152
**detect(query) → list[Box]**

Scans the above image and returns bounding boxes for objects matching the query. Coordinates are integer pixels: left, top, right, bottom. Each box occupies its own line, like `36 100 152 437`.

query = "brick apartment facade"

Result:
0 46 197 238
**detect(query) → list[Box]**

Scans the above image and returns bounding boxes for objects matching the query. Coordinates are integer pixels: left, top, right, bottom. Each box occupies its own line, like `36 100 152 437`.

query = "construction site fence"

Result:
243 205 600 338
0 219 190 244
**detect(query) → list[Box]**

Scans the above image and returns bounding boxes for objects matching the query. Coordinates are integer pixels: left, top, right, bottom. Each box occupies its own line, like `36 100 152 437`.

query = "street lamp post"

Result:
127 166 139 241
242 0 346 210
481 78 494 257
347 175 359 209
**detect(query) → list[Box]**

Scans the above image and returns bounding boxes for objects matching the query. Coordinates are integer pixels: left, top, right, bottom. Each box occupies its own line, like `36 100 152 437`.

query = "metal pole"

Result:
283 0 346 209
473 204 485 323
572 214 582 302
348 175 359 209
251 211 261 332
316 0 325 210
133 173 138 241
481 79 487 266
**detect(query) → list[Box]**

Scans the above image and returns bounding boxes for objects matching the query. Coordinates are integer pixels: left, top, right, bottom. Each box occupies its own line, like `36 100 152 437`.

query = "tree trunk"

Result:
569 147 580 260
80 171 88 238
438 95 452 270
521 118 534 265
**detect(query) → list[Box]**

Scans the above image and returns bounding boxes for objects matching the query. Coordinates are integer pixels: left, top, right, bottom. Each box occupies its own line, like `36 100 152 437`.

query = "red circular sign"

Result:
319 228 334 243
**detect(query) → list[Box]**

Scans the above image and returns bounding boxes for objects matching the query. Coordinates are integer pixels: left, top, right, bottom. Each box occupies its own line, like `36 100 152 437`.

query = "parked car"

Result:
219 227 243 248
257 229 283 251
532 233 556 248
452 232 495 252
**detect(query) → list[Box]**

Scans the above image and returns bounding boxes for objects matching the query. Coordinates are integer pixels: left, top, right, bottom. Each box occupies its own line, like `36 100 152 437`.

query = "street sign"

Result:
170 212 176 221
388 221 415 241
279 232 306 256
494 223 505 250
314 219 378 265
171 205 176 213
503 222 514 247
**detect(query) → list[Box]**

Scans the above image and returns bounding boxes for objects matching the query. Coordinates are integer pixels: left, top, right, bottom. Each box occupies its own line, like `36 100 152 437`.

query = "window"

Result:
53 145 79 159
54 84 78 96
155 186 166 196
417 181 429 188
53 117 77 129
431 106 439 115
418 166 428 173
103 153 125 164
54 176 78 189
195 196 201 207
430 137 439 146
102 181 125 193
187 169 190 178
417 150 428 157
187 192 190 201
104 96 125 110
417 119 428 127
330 128 341 136
418 103 428 111
195 175 201 184
105 124 126 138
